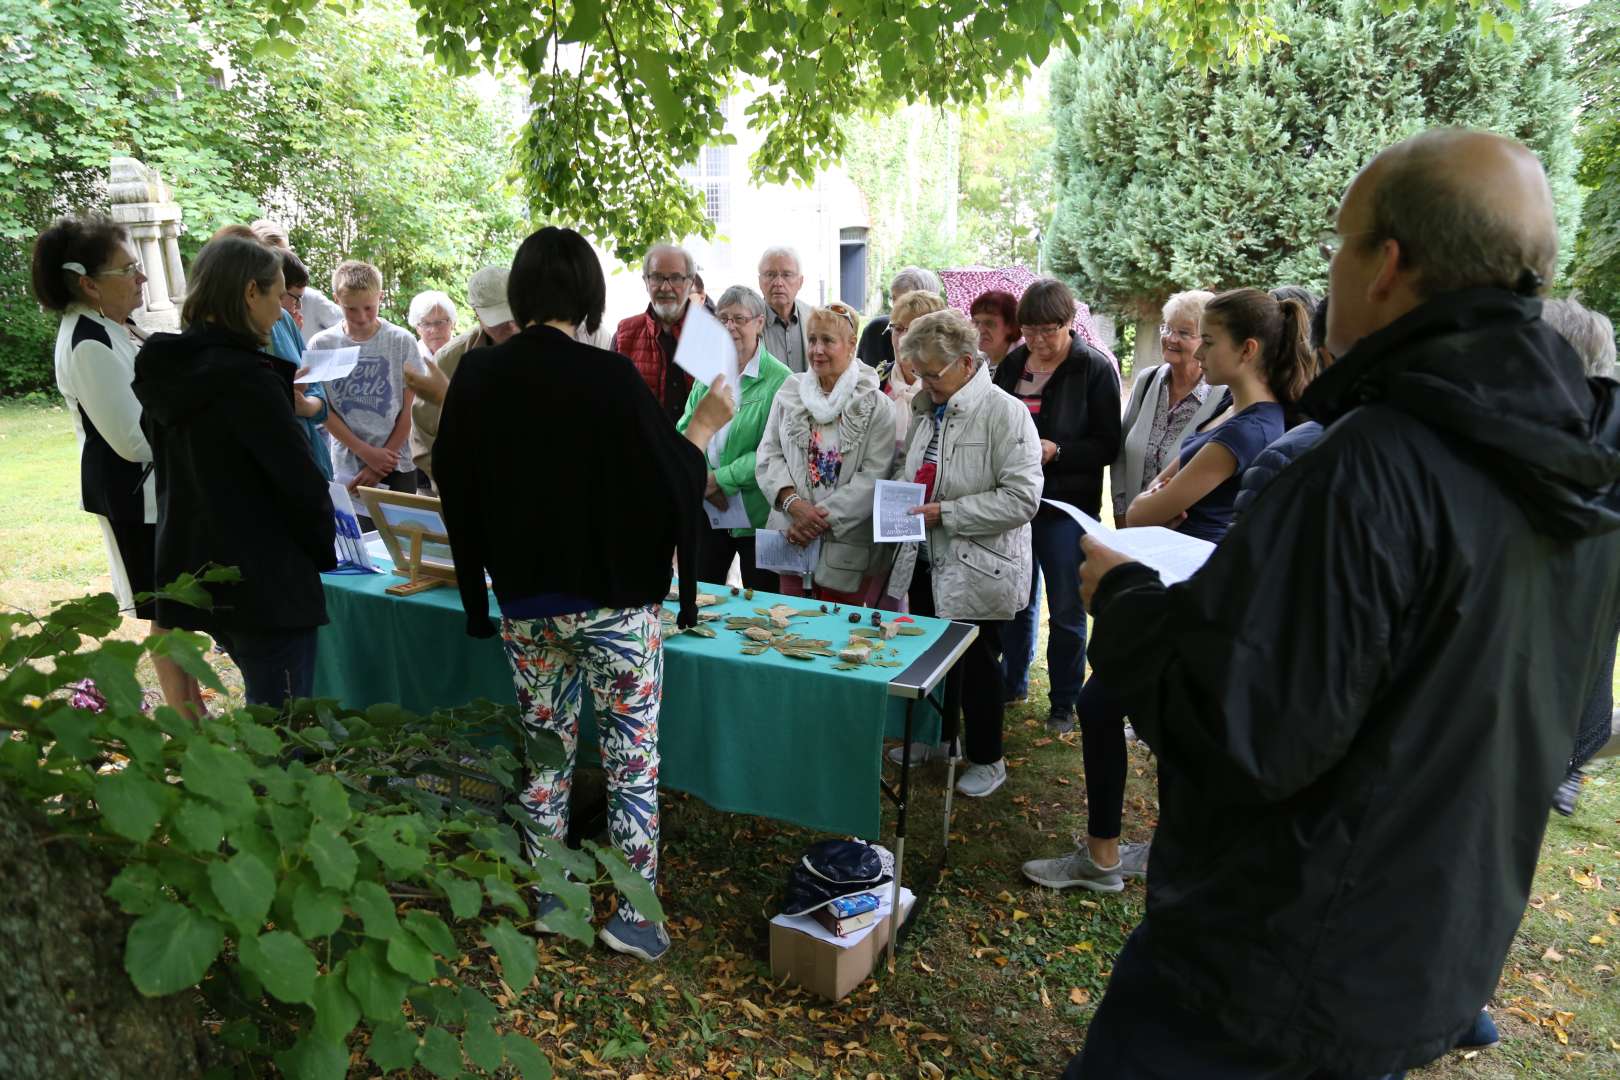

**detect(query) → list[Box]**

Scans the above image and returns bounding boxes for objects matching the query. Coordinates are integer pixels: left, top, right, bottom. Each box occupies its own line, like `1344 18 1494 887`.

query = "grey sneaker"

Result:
1046 705 1076 735
1118 841 1150 879
954 759 1007 798
598 911 670 961
1021 847 1124 893
886 741 961 767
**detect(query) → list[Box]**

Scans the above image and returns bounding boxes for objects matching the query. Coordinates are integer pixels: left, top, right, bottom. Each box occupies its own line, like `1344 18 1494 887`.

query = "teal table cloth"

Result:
315 571 950 838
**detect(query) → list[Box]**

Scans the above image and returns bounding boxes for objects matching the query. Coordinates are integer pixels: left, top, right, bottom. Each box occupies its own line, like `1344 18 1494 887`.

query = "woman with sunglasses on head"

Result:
31 215 204 715
757 302 898 605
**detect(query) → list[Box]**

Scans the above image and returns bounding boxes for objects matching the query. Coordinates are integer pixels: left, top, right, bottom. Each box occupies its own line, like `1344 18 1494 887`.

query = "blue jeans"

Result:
216 627 318 707
1063 925 1407 1080
1002 508 1086 708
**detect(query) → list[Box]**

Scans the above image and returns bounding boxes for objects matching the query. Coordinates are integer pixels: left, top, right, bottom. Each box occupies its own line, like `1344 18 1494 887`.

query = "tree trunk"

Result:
0 785 207 1079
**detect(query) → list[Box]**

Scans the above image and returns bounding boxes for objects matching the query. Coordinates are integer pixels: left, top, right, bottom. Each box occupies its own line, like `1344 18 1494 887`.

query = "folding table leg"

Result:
888 697 914 971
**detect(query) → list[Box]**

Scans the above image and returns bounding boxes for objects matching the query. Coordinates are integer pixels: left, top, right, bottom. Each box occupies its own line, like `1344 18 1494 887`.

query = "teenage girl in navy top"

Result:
1126 288 1316 540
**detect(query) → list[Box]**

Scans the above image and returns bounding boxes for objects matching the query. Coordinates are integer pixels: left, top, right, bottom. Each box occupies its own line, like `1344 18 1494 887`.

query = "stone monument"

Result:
107 156 186 333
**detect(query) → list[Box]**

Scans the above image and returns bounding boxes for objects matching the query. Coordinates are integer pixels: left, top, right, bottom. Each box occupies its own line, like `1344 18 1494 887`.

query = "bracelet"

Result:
781 493 802 513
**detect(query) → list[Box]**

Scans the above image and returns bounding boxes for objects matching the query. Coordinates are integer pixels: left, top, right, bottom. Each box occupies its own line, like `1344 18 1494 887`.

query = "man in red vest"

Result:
612 244 696 422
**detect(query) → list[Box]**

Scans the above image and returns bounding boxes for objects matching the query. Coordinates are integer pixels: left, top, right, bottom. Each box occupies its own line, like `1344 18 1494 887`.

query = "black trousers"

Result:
696 526 776 591
909 559 1006 765
1062 926 1407 1080
1077 673 1128 839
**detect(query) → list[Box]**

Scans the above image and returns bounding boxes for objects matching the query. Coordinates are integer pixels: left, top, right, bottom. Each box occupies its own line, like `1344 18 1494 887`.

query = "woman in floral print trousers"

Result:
433 227 733 962
502 607 665 923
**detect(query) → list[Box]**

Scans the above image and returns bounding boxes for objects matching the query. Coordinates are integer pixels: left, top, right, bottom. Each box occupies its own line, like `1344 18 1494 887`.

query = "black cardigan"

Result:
132 326 336 633
433 325 706 638
993 334 1122 515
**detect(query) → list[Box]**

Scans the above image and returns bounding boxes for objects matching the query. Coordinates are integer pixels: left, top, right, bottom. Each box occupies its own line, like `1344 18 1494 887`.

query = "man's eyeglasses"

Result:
1159 325 1198 342
761 270 801 283
645 273 690 288
1318 227 1376 261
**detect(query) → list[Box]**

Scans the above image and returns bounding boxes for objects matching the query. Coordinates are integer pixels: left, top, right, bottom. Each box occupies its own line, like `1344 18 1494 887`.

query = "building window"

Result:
680 144 731 229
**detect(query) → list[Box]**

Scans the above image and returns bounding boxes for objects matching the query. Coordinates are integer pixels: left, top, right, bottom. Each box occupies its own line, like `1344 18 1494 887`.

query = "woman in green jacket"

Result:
676 285 792 589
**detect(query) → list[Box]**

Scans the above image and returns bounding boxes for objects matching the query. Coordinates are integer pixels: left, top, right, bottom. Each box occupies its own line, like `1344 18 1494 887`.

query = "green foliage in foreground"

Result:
1045 0 1579 319
0 576 654 1079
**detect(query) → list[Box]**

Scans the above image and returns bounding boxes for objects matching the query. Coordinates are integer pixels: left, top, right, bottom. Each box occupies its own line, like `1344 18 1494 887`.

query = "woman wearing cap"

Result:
30 214 203 714
756 302 897 604
405 266 522 487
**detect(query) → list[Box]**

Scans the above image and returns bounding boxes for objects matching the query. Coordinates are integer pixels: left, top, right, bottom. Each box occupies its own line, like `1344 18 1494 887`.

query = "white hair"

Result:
407 290 458 328
758 246 803 273
889 266 942 297
899 308 979 367
1542 298 1618 378
1162 289 1216 329
716 285 768 319
643 244 695 276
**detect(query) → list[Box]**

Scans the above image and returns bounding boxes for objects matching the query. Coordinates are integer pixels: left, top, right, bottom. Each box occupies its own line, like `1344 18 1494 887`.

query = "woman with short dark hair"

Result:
132 236 336 707
31 214 202 715
993 278 1122 731
434 226 734 963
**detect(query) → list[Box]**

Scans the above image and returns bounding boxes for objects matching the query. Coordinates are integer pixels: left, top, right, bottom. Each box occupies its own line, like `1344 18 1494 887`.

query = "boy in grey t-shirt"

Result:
311 259 421 490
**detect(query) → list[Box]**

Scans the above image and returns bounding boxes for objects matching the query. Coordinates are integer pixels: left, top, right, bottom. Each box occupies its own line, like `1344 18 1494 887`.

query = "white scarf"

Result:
800 362 861 426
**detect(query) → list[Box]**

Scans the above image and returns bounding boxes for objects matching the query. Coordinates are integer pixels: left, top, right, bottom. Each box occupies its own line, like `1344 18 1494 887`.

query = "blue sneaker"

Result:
1456 1009 1500 1051
598 911 670 961
532 892 566 935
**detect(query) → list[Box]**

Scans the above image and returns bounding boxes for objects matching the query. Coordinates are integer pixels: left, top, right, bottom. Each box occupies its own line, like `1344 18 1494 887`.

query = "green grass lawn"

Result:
1 398 1615 1078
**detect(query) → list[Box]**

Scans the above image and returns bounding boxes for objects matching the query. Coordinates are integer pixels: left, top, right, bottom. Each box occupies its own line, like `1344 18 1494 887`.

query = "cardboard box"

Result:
769 891 915 1001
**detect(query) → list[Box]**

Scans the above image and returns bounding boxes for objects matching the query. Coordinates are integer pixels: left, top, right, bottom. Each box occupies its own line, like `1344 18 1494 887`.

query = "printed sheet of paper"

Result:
1042 498 1215 585
703 497 753 530
873 479 927 542
297 346 361 384
754 530 821 576
674 303 739 400
328 482 376 570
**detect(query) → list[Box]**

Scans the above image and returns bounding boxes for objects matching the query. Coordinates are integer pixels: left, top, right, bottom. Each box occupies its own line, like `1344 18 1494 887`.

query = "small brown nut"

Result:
744 589 755 600
730 585 741 596
848 612 861 623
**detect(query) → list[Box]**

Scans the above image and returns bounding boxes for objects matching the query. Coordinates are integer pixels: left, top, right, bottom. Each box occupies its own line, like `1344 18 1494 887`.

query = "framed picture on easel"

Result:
354 487 457 595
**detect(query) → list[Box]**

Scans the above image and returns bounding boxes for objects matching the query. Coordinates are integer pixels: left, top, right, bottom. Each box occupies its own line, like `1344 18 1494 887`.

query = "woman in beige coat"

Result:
756 303 897 603
883 309 1043 799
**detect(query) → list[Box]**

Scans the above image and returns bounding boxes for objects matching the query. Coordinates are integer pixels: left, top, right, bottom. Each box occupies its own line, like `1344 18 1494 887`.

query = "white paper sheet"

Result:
703 497 753 530
754 530 821 576
297 346 361 384
674 303 739 400
770 887 915 950
328 483 376 570
873 479 927 542
1042 498 1215 585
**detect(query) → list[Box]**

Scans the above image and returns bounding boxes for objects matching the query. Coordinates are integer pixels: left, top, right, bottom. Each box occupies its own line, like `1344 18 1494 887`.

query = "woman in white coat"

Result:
883 310 1043 799
32 215 202 714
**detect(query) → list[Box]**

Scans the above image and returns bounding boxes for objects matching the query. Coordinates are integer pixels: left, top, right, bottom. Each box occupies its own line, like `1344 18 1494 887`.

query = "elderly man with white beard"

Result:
611 243 698 422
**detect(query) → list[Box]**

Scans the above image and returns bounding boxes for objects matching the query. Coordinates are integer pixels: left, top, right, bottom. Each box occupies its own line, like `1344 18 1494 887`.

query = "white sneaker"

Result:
886 741 961 767
954 759 1007 798
1118 841 1150 879
1021 847 1124 893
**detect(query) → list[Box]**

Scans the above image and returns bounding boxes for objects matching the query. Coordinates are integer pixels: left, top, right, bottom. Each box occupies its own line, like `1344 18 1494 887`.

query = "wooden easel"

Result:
355 486 459 596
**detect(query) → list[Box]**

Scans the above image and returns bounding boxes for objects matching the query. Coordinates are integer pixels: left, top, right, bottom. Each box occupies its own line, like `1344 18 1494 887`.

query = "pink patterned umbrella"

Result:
939 266 1117 372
